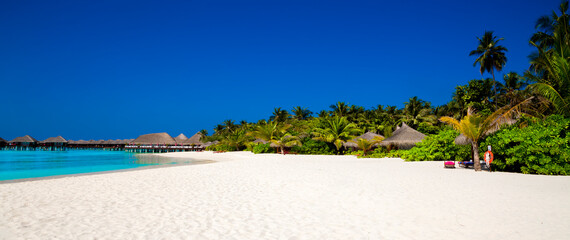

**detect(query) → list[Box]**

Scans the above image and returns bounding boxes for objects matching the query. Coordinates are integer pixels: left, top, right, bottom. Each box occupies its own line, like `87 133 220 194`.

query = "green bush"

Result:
482 115 570 175
292 138 335 155
252 143 272 154
400 130 470 161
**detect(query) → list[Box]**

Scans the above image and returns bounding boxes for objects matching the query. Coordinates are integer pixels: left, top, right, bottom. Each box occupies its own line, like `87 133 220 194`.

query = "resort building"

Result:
7 135 39 150
39 136 68 151
125 132 205 153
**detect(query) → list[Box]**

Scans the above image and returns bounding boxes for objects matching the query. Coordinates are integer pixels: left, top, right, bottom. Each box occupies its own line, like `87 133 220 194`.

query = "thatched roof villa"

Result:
40 136 68 144
380 123 426 150
131 132 177 145
183 132 203 146
9 135 38 145
174 134 188 145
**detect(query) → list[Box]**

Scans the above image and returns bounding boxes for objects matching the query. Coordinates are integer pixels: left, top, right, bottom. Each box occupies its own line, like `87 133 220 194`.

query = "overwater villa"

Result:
125 132 205 153
39 136 68 151
7 135 39 150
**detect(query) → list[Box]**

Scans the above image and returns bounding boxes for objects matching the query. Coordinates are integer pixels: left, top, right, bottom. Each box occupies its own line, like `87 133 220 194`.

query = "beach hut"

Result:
40 136 68 150
9 135 39 150
174 133 188 145
380 123 426 150
344 132 385 149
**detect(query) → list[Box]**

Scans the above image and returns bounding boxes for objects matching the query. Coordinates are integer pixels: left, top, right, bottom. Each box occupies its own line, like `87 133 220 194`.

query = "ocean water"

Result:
0 150 192 181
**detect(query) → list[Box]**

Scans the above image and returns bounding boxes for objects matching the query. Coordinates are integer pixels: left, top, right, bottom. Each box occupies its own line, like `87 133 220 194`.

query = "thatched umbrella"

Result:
454 134 471 145
40 136 68 144
380 123 426 150
344 132 385 148
9 135 38 143
253 138 269 144
132 132 176 145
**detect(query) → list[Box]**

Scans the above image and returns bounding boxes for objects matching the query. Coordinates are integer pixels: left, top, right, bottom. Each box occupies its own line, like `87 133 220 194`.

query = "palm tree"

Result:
349 136 384 156
527 1 570 116
439 98 533 171
222 128 248 151
199 129 209 136
271 134 301 155
470 31 508 97
291 106 313 120
249 121 280 142
312 116 361 154
401 96 436 128
330 102 349 117
269 107 290 122
249 121 299 154
527 43 570 116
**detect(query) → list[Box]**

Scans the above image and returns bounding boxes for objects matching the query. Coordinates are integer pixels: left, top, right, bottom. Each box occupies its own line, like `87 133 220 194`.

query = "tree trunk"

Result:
471 141 482 171
280 146 285 155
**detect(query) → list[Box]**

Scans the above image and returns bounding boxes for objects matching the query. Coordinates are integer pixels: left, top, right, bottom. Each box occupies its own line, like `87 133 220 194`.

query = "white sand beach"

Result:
1 151 569 239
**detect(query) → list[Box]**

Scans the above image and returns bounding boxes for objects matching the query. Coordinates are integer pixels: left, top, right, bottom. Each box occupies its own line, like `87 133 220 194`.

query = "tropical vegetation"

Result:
201 1 570 175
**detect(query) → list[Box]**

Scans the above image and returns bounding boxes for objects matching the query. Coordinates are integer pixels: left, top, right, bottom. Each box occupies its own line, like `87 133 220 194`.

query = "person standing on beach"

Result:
485 145 494 171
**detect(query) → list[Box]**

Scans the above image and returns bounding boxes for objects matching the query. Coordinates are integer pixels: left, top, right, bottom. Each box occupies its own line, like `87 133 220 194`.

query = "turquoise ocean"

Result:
0 150 190 181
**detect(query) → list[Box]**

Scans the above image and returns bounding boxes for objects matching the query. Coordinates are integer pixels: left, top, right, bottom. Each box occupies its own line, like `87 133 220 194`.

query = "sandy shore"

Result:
1 151 569 239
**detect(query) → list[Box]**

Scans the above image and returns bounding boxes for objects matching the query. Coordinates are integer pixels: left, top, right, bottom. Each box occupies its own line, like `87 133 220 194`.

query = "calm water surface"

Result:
0 150 195 181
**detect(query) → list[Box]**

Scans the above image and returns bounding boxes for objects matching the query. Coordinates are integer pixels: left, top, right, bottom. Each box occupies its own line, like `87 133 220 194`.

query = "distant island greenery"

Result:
202 1 570 175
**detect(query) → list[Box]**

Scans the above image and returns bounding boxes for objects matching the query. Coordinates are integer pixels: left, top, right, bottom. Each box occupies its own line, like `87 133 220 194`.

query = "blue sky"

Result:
0 0 560 140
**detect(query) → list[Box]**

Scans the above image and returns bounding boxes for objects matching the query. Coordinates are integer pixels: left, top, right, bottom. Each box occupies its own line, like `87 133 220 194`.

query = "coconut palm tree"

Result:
291 106 313 120
527 1 570 116
249 121 299 154
269 107 290 122
527 43 570 116
312 116 361 154
349 136 384 156
439 98 533 171
469 31 508 96
330 102 349 117
271 134 301 155
199 129 209 137
249 121 280 142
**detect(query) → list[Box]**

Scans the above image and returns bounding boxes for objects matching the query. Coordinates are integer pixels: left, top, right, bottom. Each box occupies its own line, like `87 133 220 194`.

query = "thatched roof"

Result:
174 133 188 144
183 132 203 145
41 136 68 143
9 135 38 143
253 138 269 144
344 132 385 148
0 137 6 143
380 123 426 150
454 134 471 145
202 141 218 148
132 132 176 145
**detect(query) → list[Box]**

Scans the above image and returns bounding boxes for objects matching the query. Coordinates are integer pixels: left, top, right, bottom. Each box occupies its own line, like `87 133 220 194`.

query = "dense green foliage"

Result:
252 143 272 154
401 130 470 161
291 138 335 155
482 115 570 175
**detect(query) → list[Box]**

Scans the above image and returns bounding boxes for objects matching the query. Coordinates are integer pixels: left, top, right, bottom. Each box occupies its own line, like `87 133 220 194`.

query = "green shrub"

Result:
400 129 470 161
482 115 570 175
291 138 335 155
252 143 272 154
